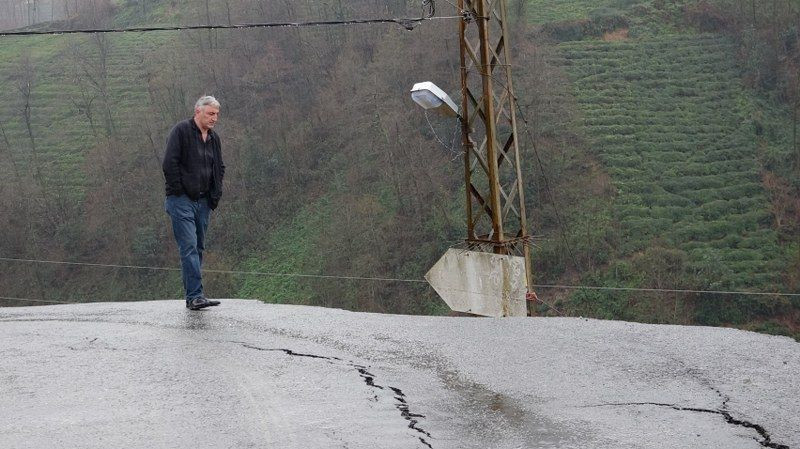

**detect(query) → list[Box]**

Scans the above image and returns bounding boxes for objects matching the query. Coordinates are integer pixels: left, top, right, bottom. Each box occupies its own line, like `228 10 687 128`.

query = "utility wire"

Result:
2 256 799 298
423 110 462 159
480 67 584 271
481 66 594 273
461 65 583 270
0 15 466 37
0 256 426 284
0 296 179 306
514 100 583 271
532 284 800 297
0 292 565 314
0 296 75 305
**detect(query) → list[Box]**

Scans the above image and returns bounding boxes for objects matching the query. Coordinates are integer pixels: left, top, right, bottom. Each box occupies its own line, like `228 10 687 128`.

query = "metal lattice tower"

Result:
457 0 532 309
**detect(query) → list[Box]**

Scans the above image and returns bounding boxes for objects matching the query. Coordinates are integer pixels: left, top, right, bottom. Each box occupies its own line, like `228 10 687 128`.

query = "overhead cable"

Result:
0 256 426 284
0 14 466 37
423 110 462 159
513 97 582 271
531 284 800 297
1 256 798 298
0 296 74 304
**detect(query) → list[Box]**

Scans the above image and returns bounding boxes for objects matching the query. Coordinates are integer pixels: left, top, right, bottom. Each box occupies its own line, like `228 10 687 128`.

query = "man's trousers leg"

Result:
165 195 211 303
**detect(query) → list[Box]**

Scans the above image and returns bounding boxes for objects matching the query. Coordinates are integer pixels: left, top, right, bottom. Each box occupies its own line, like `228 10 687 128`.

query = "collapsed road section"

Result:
0 299 797 448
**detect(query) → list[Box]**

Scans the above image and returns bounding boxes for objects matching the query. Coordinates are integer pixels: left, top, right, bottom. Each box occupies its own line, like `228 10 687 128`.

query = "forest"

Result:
0 0 798 338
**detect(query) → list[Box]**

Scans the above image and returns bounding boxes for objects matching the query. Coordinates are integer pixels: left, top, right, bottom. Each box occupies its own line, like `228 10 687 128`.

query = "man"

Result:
163 96 225 310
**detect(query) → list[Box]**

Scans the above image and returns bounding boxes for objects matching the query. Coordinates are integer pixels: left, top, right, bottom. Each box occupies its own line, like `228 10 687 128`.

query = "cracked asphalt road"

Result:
0 300 797 448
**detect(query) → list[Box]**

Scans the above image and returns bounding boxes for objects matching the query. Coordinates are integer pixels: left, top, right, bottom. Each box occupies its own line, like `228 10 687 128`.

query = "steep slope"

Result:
0 1 462 312
510 0 796 333
525 0 640 23
525 0 799 333
0 0 796 336
558 34 784 291
0 22 167 194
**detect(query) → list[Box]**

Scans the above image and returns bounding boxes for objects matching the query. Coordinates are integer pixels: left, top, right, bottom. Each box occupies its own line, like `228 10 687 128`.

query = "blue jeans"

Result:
165 195 211 303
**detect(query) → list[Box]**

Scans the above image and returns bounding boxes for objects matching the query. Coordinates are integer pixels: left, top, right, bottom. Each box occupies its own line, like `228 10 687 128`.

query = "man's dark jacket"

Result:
162 118 225 210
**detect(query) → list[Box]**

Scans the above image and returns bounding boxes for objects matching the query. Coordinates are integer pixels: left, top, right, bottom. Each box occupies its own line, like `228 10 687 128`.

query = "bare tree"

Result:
70 89 98 137
68 33 117 138
9 53 40 177
0 119 20 180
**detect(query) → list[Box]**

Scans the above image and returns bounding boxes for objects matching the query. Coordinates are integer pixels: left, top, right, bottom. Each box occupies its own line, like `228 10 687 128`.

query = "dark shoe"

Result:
206 299 220 307
187 297 213 310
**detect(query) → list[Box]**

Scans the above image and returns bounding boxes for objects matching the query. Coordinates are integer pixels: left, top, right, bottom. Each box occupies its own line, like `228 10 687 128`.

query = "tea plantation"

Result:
525 0 640 24
0 33 163 199
556 34 786 293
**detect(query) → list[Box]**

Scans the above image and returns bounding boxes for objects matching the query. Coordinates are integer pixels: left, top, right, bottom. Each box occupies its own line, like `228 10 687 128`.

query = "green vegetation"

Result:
547 13 797 330
0 0 797 338
0 32 165 184
0 23 185 302
0 0 465 313
237 196 331 305
525 0 642 24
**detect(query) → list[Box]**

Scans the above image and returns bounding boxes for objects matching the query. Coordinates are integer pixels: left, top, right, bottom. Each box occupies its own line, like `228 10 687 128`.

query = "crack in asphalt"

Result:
232 341 433 448
239 343 342 361
587 402 789 449
666 356 789 449
387 385 433 448
354 366 384 389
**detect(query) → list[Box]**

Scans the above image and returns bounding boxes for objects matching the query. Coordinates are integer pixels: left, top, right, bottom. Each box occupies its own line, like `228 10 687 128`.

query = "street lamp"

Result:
410 82 459 118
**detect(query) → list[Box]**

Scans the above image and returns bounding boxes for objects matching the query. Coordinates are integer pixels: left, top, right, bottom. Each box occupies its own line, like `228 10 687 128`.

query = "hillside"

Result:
514 1 799 336
0 29 184 301
525 0 641 24
0 0 797 337
0 0 463 312
563 34 781 283
556 34 787 322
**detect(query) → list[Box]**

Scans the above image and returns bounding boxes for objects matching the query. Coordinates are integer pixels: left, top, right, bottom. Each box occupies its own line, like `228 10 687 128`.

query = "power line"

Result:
423 110 462 158
2 256 799 298
0 296 74 304
0 15 465 37
0 296 176 306
0 292 566 315
532 284 800 298
0 256 427 284
514 99 583 271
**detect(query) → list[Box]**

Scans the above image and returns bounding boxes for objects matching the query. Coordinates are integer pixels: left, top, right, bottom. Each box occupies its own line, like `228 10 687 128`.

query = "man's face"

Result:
195 105 220 132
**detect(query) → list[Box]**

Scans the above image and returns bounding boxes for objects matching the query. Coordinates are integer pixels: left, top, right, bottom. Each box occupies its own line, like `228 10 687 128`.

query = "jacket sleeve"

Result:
162 125 184 196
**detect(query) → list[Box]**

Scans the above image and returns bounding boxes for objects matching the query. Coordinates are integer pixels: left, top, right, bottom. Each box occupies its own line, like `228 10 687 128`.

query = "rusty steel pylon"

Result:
457 0 533 314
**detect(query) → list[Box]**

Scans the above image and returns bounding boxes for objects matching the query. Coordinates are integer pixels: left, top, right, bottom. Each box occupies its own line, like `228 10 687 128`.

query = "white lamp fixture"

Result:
410 82 459 117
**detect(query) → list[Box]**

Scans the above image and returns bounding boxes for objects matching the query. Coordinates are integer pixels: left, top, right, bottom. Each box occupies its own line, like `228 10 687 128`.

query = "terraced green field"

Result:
0 33 164 200
557 34 785 291
525 0 641 24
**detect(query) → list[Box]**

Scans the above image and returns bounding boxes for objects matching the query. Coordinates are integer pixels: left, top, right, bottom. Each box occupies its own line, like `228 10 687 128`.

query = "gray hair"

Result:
195 95 220 110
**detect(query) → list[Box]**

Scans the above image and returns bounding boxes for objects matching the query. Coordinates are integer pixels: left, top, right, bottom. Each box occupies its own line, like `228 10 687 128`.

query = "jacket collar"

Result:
189 117 215 141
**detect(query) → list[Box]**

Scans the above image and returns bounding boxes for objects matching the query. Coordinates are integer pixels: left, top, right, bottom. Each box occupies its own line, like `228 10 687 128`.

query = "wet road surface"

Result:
1 300 797 448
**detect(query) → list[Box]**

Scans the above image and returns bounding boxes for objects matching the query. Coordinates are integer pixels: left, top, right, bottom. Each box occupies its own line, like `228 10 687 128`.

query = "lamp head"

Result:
410 82 459 117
